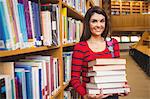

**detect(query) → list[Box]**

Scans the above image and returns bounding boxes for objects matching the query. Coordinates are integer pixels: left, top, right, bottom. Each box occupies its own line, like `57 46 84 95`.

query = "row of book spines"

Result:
0 1 61 51
40 4 63 46
0 55 60 99
61 7 83 44
0 0 42 51
41 4 60 46
62 0 87 16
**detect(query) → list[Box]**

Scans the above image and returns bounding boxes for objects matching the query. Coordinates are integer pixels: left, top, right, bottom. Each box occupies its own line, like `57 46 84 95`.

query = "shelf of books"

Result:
111 1 150 15
0 0 95 99
142 2 149 14
0 46 60 57
111 1 121 15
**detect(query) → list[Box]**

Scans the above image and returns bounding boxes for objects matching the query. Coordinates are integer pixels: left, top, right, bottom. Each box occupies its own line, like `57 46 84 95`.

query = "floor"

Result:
119 51 150 99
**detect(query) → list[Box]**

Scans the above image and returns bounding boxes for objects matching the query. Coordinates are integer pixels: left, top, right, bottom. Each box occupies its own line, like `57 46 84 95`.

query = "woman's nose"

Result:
96 21 101 27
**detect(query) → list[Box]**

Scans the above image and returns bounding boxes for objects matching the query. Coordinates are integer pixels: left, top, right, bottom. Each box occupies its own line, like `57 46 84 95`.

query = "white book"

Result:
89 65 126 71
63 52 73 83
86 82 126 89
90 75 127 83
87 87 130 95
41 11 52 46
52 58 60 95
102 87 130 94
88 58 126 67
87 70 126 76
32 66 40 99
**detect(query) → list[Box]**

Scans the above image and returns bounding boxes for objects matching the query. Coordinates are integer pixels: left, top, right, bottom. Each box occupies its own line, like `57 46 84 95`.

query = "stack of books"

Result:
86 58 130 95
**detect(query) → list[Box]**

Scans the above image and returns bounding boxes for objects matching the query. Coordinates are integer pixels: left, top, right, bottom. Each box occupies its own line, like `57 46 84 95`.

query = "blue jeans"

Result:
81 95 118 99
104 95 118 99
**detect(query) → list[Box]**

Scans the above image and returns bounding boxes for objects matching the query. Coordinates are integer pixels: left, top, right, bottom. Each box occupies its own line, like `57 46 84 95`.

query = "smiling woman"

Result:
89 13 106 37
70 6 129 99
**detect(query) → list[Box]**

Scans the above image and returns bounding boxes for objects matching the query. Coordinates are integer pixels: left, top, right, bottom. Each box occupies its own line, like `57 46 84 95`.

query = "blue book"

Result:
15 65 33 99
35 3 42 45
15 62 42 99
17 3 28 47
0 2 5 50
15 71 23 99
20 4 28 43
0 2 11 50
31 2 41 46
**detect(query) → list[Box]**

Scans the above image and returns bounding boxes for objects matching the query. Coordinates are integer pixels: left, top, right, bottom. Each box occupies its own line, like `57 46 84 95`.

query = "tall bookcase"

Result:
111 1 150 15
0 0 95 99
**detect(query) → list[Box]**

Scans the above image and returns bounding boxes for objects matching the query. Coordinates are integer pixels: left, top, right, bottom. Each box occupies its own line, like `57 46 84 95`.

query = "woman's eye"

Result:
91 20 97 23
100 19 105 22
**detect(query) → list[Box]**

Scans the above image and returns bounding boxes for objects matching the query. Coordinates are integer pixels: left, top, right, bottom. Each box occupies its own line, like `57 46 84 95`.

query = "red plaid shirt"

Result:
70 38 120 96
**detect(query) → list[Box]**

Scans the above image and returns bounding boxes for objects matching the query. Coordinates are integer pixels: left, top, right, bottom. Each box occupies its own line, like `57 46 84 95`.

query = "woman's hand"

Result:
118 84 130 96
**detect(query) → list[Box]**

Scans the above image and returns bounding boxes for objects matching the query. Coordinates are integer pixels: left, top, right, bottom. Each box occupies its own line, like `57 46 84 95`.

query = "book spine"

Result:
28 1 36 46
0 1 11 50
17 3 28 49
18 0 34 47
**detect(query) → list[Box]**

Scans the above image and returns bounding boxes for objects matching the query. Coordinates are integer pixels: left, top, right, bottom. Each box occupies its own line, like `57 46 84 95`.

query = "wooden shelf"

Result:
63 42 77 47
50 82 70 99
63 81 70 89
62 2 84 20
51 87 63 99
0 46 60 57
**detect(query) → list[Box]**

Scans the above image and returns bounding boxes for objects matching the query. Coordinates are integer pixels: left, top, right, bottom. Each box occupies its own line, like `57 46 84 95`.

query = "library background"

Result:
0 0 149 99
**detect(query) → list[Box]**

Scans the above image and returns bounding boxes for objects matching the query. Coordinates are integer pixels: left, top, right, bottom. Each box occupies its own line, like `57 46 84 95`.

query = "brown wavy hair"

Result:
80 6 109 41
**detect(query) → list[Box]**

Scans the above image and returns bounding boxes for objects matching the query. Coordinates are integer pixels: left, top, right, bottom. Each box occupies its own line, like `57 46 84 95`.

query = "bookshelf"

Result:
111 31 142 50
111 1 121 15
0 0 95 99
111 1 150 15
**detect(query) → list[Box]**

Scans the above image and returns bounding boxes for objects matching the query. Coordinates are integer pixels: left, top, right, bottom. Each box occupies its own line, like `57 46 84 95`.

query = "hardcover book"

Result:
88 58 126 67
88 64 126 71
86 82 126 89
87 70 126 76
90 75 127 83
87 87 130 94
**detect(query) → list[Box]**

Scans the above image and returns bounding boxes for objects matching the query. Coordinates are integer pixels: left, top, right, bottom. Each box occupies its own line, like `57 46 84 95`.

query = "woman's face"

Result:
89 13 106 36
